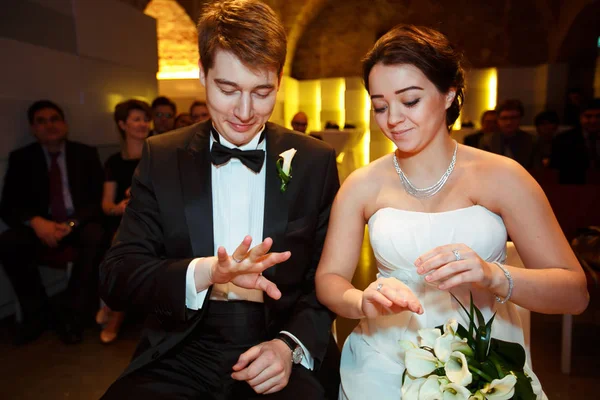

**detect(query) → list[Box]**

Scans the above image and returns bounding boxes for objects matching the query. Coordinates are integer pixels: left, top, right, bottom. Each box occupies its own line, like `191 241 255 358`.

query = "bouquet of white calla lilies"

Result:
400 293 539 399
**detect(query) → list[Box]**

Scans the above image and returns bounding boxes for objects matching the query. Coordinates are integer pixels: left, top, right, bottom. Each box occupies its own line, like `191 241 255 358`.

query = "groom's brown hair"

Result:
197 0 287 76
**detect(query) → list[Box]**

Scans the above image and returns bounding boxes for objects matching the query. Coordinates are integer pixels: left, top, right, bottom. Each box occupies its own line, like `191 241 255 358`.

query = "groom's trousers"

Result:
102 300 327 399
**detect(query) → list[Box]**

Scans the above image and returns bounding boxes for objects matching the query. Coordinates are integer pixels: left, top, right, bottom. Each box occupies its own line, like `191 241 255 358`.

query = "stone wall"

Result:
292 0 554 80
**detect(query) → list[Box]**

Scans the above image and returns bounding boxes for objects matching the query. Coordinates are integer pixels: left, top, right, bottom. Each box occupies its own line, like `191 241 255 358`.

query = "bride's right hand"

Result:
361 277 423 318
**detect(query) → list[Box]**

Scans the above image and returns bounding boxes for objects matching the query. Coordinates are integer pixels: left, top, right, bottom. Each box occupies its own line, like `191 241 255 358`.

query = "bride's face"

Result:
368 63 453 153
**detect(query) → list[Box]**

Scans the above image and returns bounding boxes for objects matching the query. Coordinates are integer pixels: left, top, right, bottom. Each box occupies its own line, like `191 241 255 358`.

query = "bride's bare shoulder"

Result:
336 154 393 202
459 144 538 192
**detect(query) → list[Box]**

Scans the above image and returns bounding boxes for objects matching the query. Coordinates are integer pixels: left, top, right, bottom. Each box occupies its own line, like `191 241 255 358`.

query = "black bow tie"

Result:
210 129 265 173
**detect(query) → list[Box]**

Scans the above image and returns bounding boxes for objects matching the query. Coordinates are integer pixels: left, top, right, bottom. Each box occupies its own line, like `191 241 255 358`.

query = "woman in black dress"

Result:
96 99 151 343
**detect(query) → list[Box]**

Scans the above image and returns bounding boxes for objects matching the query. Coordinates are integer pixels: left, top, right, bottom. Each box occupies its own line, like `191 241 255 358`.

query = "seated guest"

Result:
551 98 600 184
493 99 537 169
96 99 151 344
463 109 497 150
0 100 104 345
564 88 585 128
291 111 308 133
324 121 340 130
150 96 176 135
174 112 193 129
534 110 559 168
190 100 210 123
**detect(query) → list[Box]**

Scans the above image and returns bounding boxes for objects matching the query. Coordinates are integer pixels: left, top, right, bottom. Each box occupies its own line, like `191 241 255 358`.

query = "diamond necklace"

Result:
392 140 458 198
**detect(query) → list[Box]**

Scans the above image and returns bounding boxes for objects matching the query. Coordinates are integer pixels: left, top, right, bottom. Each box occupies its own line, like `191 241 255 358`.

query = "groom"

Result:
99 0 340 398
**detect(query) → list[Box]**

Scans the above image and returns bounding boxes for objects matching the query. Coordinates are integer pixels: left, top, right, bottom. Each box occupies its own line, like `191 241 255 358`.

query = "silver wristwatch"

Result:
276 333 304 364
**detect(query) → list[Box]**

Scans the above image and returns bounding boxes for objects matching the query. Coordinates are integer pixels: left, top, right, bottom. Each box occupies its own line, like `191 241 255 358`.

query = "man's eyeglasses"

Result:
155 112 174 118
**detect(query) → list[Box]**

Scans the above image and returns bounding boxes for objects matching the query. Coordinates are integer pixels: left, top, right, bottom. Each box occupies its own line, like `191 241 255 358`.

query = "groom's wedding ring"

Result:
452 249 461 261
232 256 243 263
376 283 383 292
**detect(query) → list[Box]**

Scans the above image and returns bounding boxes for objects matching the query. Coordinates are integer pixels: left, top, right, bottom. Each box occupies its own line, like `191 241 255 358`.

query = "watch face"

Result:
292 346 303 364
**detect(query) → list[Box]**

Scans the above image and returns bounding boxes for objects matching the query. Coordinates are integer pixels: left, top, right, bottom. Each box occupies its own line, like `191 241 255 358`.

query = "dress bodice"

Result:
368 205 507 296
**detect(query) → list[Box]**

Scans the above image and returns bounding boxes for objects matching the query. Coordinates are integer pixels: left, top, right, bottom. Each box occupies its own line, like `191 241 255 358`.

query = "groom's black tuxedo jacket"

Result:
100 121 340 376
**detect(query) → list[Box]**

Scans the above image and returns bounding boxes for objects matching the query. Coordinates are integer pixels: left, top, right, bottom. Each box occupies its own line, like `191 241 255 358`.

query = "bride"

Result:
315 24 589 399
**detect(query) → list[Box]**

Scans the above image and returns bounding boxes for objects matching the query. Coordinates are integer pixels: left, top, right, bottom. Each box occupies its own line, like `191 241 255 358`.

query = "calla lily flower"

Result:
445 351 472 386
402 376 426 399
434 330 462 363
444 319 459 335
278 148 296 175
406 348 443 378
451 339 473 357
400 340 417 351
419 328 442 349
481 374 517 400
419 375 443 400
441 382 471 400
468 391 485 400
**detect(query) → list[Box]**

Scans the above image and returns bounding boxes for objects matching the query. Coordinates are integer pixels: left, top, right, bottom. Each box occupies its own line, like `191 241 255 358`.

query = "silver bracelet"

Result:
492 261 513 304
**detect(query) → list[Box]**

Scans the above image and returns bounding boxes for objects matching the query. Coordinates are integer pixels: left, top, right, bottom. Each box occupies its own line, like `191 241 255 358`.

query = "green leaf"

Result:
455 323 475 348
475 326 490 361
469 293 476 342
473 302 486 331
479 359 501 381
450 292 477 347
511 370 536 400
489 339 527 370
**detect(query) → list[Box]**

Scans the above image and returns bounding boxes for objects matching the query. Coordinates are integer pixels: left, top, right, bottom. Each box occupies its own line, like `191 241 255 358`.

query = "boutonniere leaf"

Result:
276 148 297 192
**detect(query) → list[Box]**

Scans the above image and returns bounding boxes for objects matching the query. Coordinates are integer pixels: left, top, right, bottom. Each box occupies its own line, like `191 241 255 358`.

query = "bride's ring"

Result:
376 283 383 292
452 249 461 261
232 256 243 263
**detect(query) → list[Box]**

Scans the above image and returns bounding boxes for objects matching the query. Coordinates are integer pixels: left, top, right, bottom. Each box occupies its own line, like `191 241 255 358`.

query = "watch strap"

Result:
276 333 297 352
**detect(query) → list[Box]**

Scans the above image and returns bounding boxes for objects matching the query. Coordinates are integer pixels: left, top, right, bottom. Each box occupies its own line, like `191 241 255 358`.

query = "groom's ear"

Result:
199 60 206 87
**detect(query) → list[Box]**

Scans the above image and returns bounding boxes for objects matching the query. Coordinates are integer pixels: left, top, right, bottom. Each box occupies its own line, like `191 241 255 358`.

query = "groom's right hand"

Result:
206 236 290 300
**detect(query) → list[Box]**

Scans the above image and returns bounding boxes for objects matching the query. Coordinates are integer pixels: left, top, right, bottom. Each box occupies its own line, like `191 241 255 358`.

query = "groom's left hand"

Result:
231 339 292 394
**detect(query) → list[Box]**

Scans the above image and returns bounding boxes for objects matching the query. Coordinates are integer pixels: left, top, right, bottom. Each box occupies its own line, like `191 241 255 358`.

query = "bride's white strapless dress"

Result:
339 205 545 399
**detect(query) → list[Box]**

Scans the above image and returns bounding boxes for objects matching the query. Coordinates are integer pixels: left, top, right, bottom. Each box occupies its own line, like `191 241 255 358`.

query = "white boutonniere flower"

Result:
276 148 297 192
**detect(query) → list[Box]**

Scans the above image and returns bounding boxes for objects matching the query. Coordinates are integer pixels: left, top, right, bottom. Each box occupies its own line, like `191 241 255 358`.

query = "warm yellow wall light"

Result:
157 69 200 80
487 68 498 110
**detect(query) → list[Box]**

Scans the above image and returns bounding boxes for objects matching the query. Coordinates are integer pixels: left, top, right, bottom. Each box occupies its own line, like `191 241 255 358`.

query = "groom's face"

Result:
200 49 280 146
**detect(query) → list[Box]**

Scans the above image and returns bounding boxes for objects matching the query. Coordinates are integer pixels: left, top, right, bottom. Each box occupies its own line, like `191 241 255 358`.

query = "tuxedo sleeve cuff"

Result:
279 331 314 370
186 258 209 310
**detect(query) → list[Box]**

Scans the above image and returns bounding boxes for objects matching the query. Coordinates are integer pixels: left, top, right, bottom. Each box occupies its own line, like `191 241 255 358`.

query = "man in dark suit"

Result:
100 1 340 399
551 98 600 183
0 100 104 345
492 99 538 169
463 110 497 150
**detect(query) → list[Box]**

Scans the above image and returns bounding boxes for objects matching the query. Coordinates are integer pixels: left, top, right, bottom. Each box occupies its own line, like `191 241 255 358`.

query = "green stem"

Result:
488 353 506 379
468 364 494 383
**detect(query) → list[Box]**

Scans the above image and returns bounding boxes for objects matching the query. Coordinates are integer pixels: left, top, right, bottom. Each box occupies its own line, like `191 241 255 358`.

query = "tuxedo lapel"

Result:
262 125 289 280
177 126 214 258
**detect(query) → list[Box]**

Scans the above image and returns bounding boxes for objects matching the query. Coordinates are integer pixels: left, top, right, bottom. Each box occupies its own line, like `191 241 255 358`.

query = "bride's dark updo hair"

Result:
362 25 466 130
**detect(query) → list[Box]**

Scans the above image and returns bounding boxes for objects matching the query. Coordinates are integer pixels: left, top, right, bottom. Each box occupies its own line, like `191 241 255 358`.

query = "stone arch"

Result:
144 0 199 79
554 0 600 96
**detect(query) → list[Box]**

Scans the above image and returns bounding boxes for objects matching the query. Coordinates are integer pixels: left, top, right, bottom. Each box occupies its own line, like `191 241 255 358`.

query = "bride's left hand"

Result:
414 244 495 291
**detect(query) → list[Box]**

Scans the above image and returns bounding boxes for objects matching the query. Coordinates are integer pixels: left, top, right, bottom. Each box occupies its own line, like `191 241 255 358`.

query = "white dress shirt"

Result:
184 127 313 370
